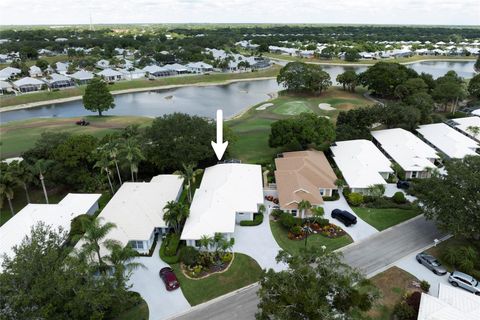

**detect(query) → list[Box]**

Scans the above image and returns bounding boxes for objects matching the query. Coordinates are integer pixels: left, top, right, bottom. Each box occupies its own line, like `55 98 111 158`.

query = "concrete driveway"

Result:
384 183 417 202
322 193 379 242
128 241 191 320
232 212 287 272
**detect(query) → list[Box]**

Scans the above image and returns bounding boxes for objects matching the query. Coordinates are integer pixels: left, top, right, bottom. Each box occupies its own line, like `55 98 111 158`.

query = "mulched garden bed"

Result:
288 223 346 240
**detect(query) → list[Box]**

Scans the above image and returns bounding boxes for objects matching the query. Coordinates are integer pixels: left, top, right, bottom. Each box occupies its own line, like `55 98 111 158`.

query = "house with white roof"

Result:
0 193 101 270
118 68 146 80
473 109 480 117
13 77 45 93
96 59 110 69
181 163 263 248
417 283 480 320
0 66 21 81
142 65 174 77
69 70 94 85
371 128 439 179
449 116 480 141
43 73 75 89
97 68 123 82
0 80 12 95
29 65 43 77
55 61 70 75
164 63 189 74
186 62 214 74
416 123 479 159
331 140 393 194
76 175 183 256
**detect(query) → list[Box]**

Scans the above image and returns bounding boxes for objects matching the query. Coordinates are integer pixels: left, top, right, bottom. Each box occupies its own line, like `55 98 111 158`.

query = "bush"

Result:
271 209 284 219
420 280 430 293
342 187 352 197
290 225 303 236
303 217 329 227
279 212 297 229
393 163 406 181
179 246 199 266
392 192 407 204
393 302 415 320
347 192 364 206
160 242 181 264
240 213 264 226
222 252 233 263
323 193 340 201
406 291 421 314
163 233 181 257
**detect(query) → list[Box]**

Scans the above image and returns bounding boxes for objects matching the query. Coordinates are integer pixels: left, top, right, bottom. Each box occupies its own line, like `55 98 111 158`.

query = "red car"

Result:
159 267 180 291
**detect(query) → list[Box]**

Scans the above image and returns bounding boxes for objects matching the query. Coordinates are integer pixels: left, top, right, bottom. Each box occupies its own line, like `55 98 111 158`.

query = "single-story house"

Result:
118 68 146 80
164 63 189 74
181 163 263 248
142 65 174 77
331 140 394 194
55 61 70 75
371 128 439 179
96 59 110 69
473 109 480 116
0 80 12 95
43 73 75 89
97 68 123 82
29 65 43 77
416 123 479 159
76 175 184 256
69 70 94 85
0 66 21 81
274 151 337 217
186 62 214 74
448 116 480 141
13 77 45 93
417 283 480 320
0 193 101 271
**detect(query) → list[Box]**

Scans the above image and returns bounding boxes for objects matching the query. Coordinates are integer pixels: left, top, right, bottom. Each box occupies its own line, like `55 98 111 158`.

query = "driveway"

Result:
322 193 379 242
384 183 417 202
129 241 191 320
232 212 287 272
394 250 450 297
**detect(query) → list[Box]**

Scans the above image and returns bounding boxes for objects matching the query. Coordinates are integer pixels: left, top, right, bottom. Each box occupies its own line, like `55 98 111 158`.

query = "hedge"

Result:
159 233 182 264
240 213 264 226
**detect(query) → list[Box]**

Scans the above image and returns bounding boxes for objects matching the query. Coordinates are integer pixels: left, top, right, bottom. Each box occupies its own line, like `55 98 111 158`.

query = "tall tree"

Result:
297 199 311 219
82 77 115 116
256 248 378 319
79 217 117 272
432 71 466 113
7 160 34 204
467 73 480 100
120 138 144 182
277 62 331 94
163 201 190 234
0 165 17 216
30 159 54 204
94 153 115 194
174 163 203 203
103 141 123 185
336 70 358 92
360 62 418 97
104 239 145 289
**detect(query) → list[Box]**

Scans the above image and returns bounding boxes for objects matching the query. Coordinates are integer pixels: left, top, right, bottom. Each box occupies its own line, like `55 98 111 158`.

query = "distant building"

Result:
29 65 43 77
118 68 146 80
448 116 480 141
95 59 110 69
142 65 174 77
0 67 21 81
186 62 214 74
69 70 94 85
164 63 189 74
97 68 123 82
43 73 75 89
0 80 12 95
13 77 45 93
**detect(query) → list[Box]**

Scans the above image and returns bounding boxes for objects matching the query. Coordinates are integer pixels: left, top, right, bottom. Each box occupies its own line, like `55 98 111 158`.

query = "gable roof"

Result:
97 68 122 77
450 116 480 141
275 151 337 209
13 77 44 87
69 70 94 80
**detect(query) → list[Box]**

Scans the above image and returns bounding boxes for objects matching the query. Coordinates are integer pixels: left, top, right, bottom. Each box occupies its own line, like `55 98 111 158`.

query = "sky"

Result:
0 0 479 26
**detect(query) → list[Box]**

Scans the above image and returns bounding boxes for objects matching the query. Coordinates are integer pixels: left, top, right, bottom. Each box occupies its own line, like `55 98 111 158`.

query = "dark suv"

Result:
396 180 410 189
331 209 357 227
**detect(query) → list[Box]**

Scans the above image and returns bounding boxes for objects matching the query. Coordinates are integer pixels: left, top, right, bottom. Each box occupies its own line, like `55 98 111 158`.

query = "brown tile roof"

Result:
274 151 337 210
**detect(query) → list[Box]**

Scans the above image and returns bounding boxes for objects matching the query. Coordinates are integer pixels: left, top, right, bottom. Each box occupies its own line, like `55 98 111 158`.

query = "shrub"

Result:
342 187 352 197
420 280 430 293
304 217 329 227
323 193 340 201
164 233 181 257
222 252 233 263
392 191 407 204
392 163 406 181
271 209 283 219
180 246 199 266
290 225 303 236
393 302 415 320
280 212 297 229
240 213 264 226
159 242 181 264
347 192 364 206
406 291 421 314
442 247 460 266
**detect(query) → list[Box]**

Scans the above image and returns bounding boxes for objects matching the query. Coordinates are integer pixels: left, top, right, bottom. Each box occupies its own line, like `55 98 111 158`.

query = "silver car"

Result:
416 252 447 275
448 271 480 295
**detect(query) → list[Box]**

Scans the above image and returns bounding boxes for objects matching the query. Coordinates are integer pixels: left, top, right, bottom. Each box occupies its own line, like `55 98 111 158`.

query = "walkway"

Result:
129 241 191 320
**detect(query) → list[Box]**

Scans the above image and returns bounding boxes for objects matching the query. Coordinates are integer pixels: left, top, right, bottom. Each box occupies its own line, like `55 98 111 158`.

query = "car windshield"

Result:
430 260 441 267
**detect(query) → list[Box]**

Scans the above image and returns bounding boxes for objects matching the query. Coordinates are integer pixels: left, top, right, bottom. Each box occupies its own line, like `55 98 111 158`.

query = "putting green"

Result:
272 101 313 115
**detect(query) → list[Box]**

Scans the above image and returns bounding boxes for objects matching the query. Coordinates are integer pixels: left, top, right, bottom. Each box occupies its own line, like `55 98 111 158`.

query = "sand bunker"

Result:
256 103 274 110
318 103 335 111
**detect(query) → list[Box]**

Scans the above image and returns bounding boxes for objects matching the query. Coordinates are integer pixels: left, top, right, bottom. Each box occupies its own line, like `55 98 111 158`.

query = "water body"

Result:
0 60 475 124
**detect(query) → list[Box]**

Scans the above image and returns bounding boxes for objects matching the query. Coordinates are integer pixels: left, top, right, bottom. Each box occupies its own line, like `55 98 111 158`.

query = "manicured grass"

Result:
0 65 281 107
269 220 353 256
272 100 314 115
170 253 262 306
352 207 420 231
366 267 420 320
115 299 149 320
0 116 153 158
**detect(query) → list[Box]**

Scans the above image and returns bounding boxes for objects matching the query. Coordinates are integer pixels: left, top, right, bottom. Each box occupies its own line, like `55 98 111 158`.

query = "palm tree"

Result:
298 199 312 219
258 204 266 215
163 201 190 234
199 235 213 251
80 217 117 272
94 154 115 194
104 239 145 288
104 141 123 185
31 159 54 204
467 125 480 138
120 138 144 182
174 163 203 203
0 169 17 216
8 160 34 204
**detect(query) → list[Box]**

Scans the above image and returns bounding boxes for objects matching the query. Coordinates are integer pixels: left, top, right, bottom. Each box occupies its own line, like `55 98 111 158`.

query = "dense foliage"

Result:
277 62 331 94
359 62 418 97
82 78 115 116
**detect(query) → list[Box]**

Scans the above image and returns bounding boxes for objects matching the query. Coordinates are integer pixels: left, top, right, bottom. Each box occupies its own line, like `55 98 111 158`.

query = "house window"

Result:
319 189 325 196
411 171 418 178
129 241 144 249
195 240 201 247
291 210 297 217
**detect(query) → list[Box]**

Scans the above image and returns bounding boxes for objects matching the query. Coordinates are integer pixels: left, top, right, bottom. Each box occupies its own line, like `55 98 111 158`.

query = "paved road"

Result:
172 216 446 320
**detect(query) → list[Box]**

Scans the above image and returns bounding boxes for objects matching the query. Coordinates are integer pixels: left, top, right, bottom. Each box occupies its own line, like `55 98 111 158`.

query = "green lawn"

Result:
0 116 153 158
115 299 149 320
352 207 420 231
269 220 353 256
272 100 314 115
170 253 262 306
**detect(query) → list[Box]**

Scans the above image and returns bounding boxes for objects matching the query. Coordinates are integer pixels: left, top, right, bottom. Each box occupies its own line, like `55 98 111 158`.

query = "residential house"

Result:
274 151 337 217
29 65 43 77
55 61 70 75
331 140 393 194
186 62 214 74
416 123 479 159
164 63 189 74
142 65 174 77
118 68 146 80
43 73 75 89
181 164 263 248
96 59 110 69
75 175 184 256
0 80 12 95
0 67 21 81
371 128 439 179
13 77 45 93
69 70 94 85
0 193 101 271
448 116 480 141
97 68 123 82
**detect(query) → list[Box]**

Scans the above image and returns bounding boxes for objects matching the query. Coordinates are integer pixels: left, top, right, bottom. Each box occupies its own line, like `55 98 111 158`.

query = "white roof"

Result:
97 68 123 77
29 65 42 74
186 62 213 69
0 66 21 79
164 63 188 72
331 140 393 189
417 123 479 159
13 77 44 87
181 163 263 240
77 175 183 256
0 193 101 270
0 80 12 89
473 109 480 116
418 284 480 320
118 68 145 75
55 61 69 72
69 70 94 81
44 73 71 83
450 116 480 140
142 65 169 73
371 128 439 172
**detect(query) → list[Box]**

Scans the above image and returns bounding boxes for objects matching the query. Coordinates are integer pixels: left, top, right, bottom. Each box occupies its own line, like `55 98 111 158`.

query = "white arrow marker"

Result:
211 109 229 160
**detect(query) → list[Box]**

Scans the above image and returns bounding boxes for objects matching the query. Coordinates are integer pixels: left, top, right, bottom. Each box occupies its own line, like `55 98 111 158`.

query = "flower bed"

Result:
181 252 234 279
288 223 346 240
264 195 279 204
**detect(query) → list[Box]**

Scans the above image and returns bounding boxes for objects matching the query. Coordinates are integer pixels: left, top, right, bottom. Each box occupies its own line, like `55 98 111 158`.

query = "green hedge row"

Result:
240 213 264 226
159 233 181 264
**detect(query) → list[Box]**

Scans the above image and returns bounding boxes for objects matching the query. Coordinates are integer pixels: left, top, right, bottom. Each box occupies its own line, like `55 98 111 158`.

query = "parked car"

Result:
331 209 357 227
75 119 90 126
448 271 480 295
159 267 180 291
396 180 410 189
415 252 447 275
